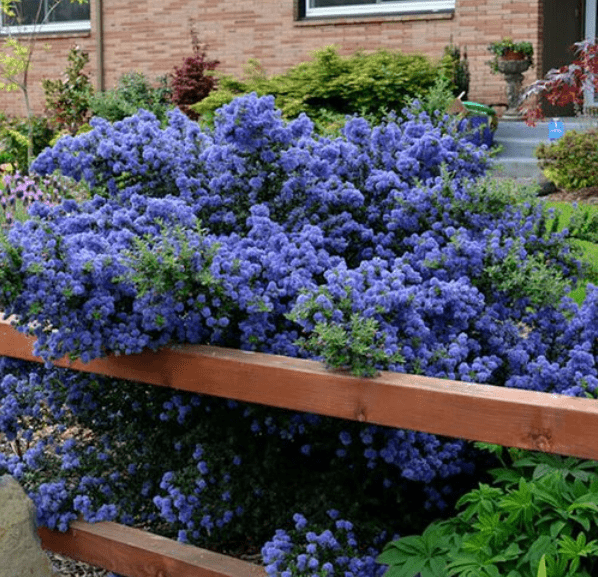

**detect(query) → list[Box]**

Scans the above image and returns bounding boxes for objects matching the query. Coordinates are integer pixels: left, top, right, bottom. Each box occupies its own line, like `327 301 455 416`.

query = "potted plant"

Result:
488 38 534 118
487 37 534 73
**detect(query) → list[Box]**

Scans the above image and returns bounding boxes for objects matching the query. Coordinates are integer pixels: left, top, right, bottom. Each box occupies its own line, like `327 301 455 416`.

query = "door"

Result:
542 0 583 116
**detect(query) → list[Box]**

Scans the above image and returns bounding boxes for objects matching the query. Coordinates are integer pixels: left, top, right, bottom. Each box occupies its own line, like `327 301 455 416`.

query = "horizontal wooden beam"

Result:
2 318 598 460
39 520 266 577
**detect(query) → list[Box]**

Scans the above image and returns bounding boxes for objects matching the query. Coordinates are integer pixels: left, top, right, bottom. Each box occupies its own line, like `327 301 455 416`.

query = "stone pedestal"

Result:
497 59 532 119
0 475 54 577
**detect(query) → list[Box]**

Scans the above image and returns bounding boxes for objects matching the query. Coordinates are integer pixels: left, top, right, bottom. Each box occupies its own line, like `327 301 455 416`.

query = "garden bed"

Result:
544 185 598 204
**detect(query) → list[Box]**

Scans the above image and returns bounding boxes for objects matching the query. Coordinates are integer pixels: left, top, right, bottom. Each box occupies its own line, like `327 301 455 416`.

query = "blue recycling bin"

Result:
457 101 497 148
548 118 564 141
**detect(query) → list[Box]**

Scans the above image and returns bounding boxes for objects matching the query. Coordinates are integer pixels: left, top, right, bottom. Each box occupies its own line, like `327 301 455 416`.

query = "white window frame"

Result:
584 0 597 109
305 0 455 19
0 0 90 35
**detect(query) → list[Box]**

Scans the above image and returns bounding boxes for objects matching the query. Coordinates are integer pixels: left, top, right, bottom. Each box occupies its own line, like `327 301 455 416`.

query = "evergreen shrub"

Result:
536 129 598 190
89 72 172 124
192 47 440 126
0 94 597 575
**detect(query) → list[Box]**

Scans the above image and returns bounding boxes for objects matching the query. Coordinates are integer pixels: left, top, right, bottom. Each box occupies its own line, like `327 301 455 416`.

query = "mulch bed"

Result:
542 186 598 204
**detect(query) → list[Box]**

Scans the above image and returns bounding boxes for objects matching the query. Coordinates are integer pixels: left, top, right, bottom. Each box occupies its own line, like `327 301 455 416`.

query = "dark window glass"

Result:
5 0 90 26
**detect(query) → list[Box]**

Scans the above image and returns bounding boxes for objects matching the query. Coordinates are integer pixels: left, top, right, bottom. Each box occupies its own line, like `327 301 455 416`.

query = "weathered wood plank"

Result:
2 318 598 460
38 521 266 577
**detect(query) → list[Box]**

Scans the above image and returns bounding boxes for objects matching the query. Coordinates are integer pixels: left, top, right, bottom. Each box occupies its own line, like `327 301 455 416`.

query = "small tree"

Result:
170 21 219 120
42 45 94 135
0 0 88 169
521 38 598 125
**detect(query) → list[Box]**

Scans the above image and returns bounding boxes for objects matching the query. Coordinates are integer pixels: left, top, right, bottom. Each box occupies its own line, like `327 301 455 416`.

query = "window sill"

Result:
295 10 454 26
0 22 91 37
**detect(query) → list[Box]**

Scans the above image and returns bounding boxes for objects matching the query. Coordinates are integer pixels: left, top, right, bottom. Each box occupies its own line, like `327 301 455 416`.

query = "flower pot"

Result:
501 49 527 61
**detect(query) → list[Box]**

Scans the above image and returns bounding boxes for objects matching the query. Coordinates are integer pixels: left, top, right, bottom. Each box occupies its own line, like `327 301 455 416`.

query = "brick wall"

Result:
1 0 542 118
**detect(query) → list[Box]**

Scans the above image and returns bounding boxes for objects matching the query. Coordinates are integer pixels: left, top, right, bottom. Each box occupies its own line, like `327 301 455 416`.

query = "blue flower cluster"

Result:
0 93 596 574
262 511 387 577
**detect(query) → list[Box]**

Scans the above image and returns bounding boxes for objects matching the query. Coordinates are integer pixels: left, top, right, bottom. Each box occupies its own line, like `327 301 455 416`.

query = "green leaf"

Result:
487 541 521 563
522 535 557 570
550 520 567 538
536 554 547 577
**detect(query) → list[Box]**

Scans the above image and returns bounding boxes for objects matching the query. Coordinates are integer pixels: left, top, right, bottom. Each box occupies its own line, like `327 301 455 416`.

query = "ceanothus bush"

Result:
0 93 595 575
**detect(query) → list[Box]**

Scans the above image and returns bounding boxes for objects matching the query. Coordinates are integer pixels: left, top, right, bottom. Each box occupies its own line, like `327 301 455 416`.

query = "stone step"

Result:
490 118 594 180
494 136 547 158
489 157 542 180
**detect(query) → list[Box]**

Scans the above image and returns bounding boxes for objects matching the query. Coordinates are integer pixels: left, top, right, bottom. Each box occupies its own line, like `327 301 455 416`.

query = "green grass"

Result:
544 201 598 304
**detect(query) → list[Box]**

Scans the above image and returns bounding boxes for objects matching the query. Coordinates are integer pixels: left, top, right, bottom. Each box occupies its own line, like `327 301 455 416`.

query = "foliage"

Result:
546 201 598 245
487 37 534 60
289 293 404 377
487 37 534 74
0 113 55 171
405 76 457 121
89 71 172 123
535 129 598 190
0 36 29 92
522 39 597 124
170 24 219 120
42 46 94 135
544 200 598 304
193 46 440 126
441 41 470 100
378 450 598 576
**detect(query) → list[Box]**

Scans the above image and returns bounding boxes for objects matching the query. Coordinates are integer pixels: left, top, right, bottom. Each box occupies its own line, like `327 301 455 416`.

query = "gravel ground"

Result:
48 553 109 577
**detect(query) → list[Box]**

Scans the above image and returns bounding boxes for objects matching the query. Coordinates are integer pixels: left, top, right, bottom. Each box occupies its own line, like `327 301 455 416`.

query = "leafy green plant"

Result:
42 46 94 135
0 113 55 170
193 46 440 126
441 40 470 99
288 288 403 377
543 200 598 304
536 129 598 191
483 240 570 308
89 71 172 123
406 75 457 121
378 450 598 577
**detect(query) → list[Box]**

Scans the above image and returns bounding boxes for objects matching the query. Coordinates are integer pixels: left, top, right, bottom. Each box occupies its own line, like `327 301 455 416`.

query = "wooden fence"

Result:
1 317 598 576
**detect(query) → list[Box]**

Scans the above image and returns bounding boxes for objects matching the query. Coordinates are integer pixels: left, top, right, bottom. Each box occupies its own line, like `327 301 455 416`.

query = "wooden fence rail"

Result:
1 318 598 576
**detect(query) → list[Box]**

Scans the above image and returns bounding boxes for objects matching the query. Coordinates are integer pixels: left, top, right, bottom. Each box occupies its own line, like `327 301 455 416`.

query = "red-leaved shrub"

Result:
171 27 219 120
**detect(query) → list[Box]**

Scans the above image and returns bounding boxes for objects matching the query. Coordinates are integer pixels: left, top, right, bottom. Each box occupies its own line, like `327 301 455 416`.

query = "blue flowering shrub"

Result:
0 93 597 575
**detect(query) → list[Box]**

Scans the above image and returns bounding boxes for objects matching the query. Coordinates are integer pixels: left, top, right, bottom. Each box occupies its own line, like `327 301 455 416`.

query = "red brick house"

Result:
0 0 592 118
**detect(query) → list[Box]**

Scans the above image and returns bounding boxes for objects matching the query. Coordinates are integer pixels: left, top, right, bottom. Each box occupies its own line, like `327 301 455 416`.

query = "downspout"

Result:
95 0 104 91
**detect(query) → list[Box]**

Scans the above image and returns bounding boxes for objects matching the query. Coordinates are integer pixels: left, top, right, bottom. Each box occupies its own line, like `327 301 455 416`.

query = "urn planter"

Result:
496 58 532 119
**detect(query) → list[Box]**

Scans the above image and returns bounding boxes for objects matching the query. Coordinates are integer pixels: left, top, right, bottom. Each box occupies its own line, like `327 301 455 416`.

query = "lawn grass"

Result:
544 200 598 304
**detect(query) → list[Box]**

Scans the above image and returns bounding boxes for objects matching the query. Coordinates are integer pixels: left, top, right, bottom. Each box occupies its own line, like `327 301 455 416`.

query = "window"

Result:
1 0 90 34
304 0 455 19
